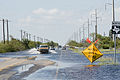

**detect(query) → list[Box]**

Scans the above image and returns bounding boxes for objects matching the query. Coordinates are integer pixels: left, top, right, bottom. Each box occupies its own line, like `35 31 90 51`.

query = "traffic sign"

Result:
112 21 120 34
82 43 103 63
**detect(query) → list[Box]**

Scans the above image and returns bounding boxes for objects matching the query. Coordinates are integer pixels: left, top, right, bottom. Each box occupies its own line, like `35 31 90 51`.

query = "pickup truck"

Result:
39 45 49 54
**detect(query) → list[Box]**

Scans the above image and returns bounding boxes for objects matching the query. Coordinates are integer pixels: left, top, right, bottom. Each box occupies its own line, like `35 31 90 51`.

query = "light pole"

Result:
112 0 115 21
105 0 116 63
112 0 116 64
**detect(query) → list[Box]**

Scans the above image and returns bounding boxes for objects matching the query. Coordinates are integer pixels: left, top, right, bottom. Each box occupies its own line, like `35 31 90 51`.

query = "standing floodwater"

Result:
23 49 120 80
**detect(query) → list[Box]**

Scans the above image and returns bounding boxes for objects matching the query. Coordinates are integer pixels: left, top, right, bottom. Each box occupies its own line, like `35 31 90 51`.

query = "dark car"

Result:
62 47 66 50
50 48 55 50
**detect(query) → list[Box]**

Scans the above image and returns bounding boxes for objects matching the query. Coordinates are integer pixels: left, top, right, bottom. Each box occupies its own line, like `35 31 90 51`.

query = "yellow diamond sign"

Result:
82 43 103 63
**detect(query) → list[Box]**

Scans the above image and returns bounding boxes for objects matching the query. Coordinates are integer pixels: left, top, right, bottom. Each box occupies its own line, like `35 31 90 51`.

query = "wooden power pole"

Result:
2 19 5 44
6 20 9 43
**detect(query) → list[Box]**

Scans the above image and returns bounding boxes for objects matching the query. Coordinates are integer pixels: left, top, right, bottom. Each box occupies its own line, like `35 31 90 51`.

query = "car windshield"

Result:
40 45 48 47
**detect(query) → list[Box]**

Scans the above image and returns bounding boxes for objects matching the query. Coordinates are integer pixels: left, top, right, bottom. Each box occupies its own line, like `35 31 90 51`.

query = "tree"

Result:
109 29 113 40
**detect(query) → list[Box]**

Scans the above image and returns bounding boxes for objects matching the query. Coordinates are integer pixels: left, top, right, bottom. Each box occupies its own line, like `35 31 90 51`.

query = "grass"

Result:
69 48 83 55
100 49 120 54
70 48 120 65
102 52 120 54
96 56 120 65
70 48 120 55
100 49 114 52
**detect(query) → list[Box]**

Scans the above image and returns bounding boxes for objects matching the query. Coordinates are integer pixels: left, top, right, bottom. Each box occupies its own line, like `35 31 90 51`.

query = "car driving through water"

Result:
38 45 49 54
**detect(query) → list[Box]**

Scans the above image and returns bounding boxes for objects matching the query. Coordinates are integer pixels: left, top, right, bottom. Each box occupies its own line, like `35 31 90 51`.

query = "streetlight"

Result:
112 0 116 64
105 0 116 63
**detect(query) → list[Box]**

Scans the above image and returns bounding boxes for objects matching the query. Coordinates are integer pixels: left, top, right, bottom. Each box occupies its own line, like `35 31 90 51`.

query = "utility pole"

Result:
83 24 85 50
93 33 95 42
29 34 31 41
74 32 76 42
79 27 81 42
37 37 39 42
23 31 26 39
76 32 78 42
33 35 36 47
83 24 85 42
95 9 98 41
26 33 28 40
6 20 9 43
2 19 5 44
40 38 43 43
104 32 106 36
21 30 23 41
88 19 90 39
33 35 36 42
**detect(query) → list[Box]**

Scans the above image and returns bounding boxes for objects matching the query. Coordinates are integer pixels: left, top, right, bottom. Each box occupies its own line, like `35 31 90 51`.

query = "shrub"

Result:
103 44 109 49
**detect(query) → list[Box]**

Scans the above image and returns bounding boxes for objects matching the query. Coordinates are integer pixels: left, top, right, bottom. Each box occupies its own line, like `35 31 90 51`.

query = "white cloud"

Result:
32 8 59 15
48 8 58 14
32 8 46 14
19 8 88 26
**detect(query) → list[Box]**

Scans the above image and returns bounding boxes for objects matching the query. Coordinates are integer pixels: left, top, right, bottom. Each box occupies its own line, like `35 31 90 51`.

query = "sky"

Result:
0 0 120 45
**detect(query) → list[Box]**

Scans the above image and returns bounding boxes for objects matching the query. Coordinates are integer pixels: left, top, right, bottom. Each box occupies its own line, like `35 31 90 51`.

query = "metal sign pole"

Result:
112 22 120 64
114 34 116 64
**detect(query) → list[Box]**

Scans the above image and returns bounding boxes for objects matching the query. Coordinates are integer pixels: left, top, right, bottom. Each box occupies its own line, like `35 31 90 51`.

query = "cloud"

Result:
48 8 58 15
32 8 46 14
19 8 88 26
32 8 59 15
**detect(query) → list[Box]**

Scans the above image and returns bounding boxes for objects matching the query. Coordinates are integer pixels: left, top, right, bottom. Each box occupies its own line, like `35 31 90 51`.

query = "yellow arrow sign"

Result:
82 43 103 63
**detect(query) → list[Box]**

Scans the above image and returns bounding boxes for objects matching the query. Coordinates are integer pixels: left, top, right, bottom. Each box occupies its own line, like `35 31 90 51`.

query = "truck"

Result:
39 45 49 54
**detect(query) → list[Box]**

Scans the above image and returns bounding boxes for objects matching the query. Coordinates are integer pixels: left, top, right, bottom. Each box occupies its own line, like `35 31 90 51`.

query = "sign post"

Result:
112 21 120 64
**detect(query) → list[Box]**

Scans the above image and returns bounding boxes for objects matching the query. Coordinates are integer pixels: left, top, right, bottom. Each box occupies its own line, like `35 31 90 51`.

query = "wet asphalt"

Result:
1 49 120 80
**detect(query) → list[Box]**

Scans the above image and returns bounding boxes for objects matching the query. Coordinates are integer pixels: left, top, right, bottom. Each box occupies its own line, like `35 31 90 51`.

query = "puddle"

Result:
24 61 80 80
13 64 34 75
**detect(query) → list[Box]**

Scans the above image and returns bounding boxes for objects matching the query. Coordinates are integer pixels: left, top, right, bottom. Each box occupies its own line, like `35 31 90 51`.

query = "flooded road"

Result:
1 49 120 80
24 50 120 80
